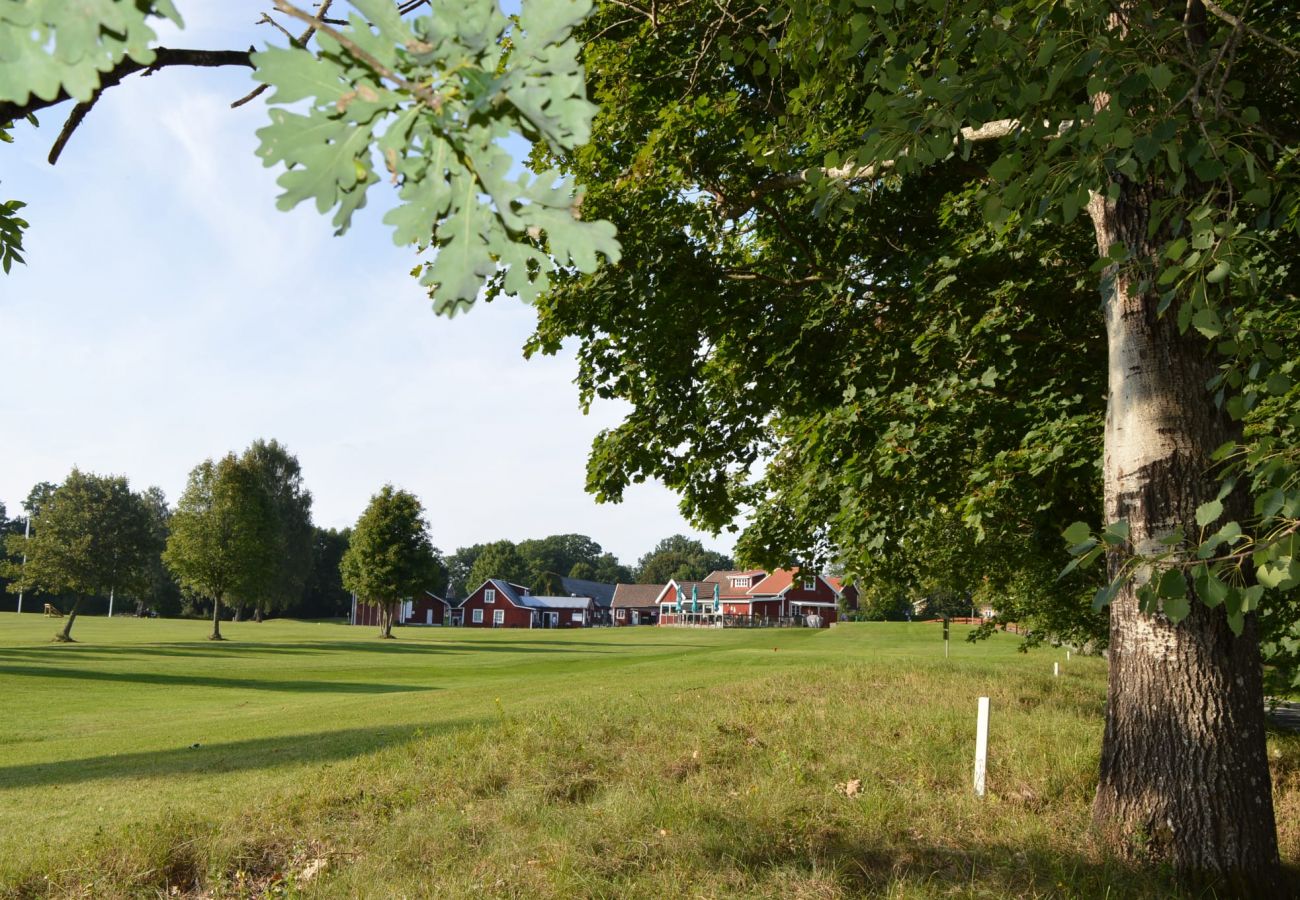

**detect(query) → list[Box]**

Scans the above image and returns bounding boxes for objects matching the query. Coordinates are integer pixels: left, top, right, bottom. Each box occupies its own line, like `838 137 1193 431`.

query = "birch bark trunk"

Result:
1088 183 1282 892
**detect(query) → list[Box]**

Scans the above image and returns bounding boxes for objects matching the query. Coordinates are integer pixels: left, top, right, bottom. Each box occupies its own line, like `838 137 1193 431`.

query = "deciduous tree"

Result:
164 454 277 640
239 439 314 621
634 535 732 584
339 485 442 638
1 469 157 641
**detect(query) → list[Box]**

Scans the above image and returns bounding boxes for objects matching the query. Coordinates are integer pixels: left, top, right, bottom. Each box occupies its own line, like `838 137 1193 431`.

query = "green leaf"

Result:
1206 260 1231 284
1163 592 1190 623
1148 64 1173 91
1195 499 1223 528
1062 522 1092 546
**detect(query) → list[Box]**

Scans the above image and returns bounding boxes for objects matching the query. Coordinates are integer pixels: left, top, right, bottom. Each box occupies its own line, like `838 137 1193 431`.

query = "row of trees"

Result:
444 532 733 598
1 440 344 641
4 455 734 643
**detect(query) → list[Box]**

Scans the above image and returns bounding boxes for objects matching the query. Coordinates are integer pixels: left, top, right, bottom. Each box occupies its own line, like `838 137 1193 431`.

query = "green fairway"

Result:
1 615 1295 897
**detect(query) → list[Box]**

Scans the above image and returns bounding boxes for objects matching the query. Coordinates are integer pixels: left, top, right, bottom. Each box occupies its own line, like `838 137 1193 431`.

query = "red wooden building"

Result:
349 591 457 627
460 579 536 628
611 583 664 625
655 569 851 627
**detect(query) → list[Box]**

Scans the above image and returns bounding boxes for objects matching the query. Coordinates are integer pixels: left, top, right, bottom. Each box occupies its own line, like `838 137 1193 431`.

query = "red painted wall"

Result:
460 583 534 628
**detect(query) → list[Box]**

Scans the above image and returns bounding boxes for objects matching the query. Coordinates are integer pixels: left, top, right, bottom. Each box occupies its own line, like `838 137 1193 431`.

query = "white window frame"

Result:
485 588 496 604
493 608 505 626
472 608 484 624
616 609 626 620
572 611 584 622
803 577 816 591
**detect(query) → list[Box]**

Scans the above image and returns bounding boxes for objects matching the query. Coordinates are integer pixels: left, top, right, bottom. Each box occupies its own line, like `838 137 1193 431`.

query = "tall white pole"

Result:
108 587 114 619
974 696 990 796
16 516 29 614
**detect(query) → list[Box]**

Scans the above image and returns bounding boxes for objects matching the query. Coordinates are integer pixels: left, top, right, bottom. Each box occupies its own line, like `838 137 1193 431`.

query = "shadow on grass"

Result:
0 719 480 791
0 637 706 663
0 664 430 695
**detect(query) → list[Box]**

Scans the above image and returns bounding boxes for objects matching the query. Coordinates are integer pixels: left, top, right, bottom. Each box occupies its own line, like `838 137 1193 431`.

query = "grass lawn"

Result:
0 614 1296 898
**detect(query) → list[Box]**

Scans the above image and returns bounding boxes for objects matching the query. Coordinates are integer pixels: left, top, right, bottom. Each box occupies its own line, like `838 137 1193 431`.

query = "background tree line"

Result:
3 446 735 640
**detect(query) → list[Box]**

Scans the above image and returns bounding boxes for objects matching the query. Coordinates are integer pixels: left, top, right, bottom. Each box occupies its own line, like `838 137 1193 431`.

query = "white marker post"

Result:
107 587 114 619
1054 662 1059 678
974 696 989 797
1066 650 1071 661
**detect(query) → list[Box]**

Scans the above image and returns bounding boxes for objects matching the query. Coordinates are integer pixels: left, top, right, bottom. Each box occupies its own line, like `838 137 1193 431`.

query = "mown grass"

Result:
0 615 1296 898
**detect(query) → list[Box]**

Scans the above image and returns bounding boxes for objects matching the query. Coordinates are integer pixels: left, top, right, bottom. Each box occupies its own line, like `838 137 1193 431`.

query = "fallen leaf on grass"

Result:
835 778 863 798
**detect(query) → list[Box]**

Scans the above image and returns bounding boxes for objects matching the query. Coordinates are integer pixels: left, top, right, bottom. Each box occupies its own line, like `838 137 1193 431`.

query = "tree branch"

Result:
0 48 254 128
723 118 1069 218
1200 0 1300 59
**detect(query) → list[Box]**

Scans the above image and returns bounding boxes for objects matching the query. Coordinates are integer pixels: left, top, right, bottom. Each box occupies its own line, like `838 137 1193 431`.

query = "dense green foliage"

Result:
634 534 733 584
464 538 531 593
295 525 353 619
164 454 278 639
339 485 443 636
238 439 314 619
0 468 158 638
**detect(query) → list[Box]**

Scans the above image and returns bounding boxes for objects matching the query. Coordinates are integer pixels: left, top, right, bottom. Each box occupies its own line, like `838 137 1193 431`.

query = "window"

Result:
472 608 484 624
730 576 750 589
493 609 505 626
485 588 496 604
572 612 584 622
803 577 816 591
616 609 626 620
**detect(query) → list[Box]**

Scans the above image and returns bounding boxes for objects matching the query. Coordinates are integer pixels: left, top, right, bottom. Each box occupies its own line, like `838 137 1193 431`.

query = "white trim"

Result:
493 608 505 626
485 588 496 604
472 608 484 624
616 608 626 620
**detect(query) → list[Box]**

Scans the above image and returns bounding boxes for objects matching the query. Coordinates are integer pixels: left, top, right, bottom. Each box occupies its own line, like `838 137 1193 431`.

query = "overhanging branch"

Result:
0 48 254 129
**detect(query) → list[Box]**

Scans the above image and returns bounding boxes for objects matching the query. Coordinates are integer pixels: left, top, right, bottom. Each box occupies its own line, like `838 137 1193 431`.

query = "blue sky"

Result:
0 1 733 566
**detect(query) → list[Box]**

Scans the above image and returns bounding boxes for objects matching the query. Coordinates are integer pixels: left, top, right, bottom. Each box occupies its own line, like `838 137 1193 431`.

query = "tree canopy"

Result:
163 453 278 641
635 535 733 584
1 468 158 640
239 438 314 619
339 485 444 637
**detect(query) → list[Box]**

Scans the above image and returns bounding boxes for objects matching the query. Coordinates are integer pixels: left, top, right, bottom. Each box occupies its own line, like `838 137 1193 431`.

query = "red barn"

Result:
461 579 536 628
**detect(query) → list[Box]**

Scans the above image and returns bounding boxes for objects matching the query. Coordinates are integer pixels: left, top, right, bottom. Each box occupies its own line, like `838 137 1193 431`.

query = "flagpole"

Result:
16 516 29 615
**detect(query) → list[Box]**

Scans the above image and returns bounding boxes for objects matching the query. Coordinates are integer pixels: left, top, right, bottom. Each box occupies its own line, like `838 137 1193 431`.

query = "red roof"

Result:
748 569 831 596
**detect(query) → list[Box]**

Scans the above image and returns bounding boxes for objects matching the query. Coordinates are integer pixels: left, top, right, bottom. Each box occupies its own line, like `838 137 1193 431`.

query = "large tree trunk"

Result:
1088 186 1282 892
254 605 263 623
54 595 82 642
379 601 395 639
210 595 224 641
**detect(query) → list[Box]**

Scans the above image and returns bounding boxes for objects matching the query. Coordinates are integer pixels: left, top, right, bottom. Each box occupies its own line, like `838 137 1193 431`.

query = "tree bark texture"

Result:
210 595 224 641
1088 184 1283 893
55 596 82 642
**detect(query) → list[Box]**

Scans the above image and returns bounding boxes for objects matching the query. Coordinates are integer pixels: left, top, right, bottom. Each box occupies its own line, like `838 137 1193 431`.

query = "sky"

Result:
0 2 735 566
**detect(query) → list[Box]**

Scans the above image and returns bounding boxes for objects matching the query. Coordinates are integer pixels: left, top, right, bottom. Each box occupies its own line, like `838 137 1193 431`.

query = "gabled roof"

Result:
520 595 594 610
704 569 769 598
474 579 533 608
659 580 720 605
424 590 457 608
824 576 848 597
748 569 833 597
611 583 666 608
559 576 616 608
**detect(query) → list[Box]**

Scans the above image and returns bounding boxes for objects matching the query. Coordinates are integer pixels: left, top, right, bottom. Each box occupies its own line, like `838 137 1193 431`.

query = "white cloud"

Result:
0 3 735 565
